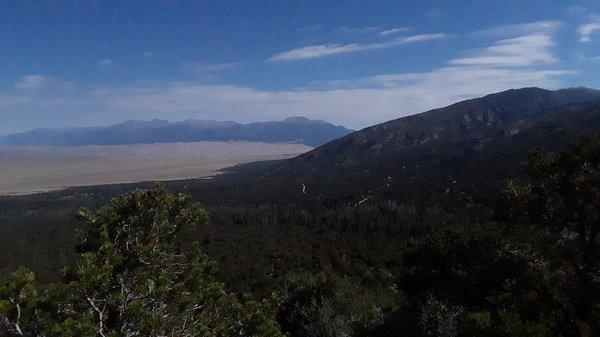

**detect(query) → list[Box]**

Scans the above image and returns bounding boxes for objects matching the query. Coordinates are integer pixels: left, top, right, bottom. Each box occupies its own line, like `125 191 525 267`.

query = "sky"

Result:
1 1 599 134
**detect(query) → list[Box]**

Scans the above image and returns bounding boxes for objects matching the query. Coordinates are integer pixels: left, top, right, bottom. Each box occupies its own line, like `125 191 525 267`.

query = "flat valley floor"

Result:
0 141 311 195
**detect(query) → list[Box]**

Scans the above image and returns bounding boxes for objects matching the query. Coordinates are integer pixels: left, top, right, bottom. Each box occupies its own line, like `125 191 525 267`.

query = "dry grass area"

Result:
0 141 311 195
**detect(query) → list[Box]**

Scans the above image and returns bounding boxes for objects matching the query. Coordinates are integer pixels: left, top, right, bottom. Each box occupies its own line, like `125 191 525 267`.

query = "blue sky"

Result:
1 1 599 134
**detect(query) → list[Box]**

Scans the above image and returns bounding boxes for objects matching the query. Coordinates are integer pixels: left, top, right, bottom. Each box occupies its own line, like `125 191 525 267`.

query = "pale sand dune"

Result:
0 141 311 195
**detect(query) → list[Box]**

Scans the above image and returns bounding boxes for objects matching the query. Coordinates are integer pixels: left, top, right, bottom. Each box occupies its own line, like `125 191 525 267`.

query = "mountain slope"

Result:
0 116 353 147
270 87 600 178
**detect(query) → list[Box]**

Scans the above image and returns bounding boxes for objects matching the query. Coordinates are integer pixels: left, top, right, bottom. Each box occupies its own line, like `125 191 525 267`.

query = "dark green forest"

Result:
1 135 599 336
2 89 600 336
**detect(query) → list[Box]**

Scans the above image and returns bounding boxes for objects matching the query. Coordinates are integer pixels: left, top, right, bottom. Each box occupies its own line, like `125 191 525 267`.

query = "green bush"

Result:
0 187 283 337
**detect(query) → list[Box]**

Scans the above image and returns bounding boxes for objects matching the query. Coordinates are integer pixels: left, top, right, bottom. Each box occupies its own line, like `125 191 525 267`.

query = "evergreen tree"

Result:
1 187 284 337
501 135 600 334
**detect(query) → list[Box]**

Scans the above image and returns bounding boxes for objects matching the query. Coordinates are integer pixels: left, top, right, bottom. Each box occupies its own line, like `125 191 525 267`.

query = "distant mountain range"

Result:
0 116 354 148
267 87 600 197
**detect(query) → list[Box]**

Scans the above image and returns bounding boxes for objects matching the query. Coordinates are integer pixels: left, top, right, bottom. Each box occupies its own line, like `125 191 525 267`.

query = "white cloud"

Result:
334 26 379 36
472 20 562 38
271 44 363 61
87 24 571 127
14 75 53 90
359 67 574 89
450 34 557 67
183 61 240 73
270 33 446 61
13 75 75 95
2 66 571 133
79 65 571 129
578 21 600 42
97 58 113 67
0 21 578 133
379 27 411 36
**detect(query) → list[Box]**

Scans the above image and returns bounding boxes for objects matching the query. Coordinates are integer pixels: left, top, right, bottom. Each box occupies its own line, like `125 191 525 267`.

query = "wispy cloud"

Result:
334 26 380 36
379 27 411 36
87 22 569 127
182 61 241 73
349 68 575 89
13 75 74 94
578 21 600 42
97 58 113 67
472 20 562 37
1 65 573 132
454 19 562 69
14 75 54 91
270 33 446 61
0 21 577 133
450 34 556 67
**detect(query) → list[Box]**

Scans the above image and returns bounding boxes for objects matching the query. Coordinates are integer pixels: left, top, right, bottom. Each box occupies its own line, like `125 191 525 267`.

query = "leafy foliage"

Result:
499 135 600 334
399 226 566 337
0 267 56 336
276 272 398 337
1 188 283 336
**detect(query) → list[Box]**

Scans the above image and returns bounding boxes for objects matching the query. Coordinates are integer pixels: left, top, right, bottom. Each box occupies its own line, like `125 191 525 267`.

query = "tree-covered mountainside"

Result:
1 87 600 336
258 87 600 206
2 138 600 336
271 87 600 178
0 116 353 147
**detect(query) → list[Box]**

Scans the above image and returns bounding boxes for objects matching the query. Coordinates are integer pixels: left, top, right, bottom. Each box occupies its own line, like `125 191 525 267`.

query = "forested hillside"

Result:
272 87 600 177
1 88 600 336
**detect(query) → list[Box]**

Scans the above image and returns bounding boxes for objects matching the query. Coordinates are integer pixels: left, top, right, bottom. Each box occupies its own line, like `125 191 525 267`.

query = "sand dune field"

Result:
0 141 311 195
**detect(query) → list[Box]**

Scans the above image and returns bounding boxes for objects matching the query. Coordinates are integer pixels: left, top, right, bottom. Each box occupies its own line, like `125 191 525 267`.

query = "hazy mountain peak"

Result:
282 116 322 124
283 116 308 122
117 119 170 128
0 116 353 147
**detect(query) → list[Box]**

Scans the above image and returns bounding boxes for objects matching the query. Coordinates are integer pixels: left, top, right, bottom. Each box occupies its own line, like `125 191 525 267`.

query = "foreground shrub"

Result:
1 187 283 337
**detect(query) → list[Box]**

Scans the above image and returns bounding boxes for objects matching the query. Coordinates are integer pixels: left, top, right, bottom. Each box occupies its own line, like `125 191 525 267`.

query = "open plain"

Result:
0 141 311 195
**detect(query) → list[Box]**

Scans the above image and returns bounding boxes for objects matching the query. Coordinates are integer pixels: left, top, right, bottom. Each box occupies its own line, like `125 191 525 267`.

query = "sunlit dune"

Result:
0 141 311 195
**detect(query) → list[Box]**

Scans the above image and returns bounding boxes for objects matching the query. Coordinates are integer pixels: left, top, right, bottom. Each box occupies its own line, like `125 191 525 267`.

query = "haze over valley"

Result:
0 116 349 195
0 116 353 147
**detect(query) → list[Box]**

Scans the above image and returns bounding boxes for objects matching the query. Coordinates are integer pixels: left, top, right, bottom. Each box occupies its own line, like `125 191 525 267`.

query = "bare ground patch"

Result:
0 141 311 195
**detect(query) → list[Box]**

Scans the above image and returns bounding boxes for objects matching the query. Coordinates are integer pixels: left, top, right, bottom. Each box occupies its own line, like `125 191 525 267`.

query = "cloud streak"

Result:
451 34 556 67
97 58 113 67
0 64 572 133
182 61 241 73
472 20 562 37
270 33 446 61
0 21 577 133
379 27 411 36
14 75 54 91
578 21 600 42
